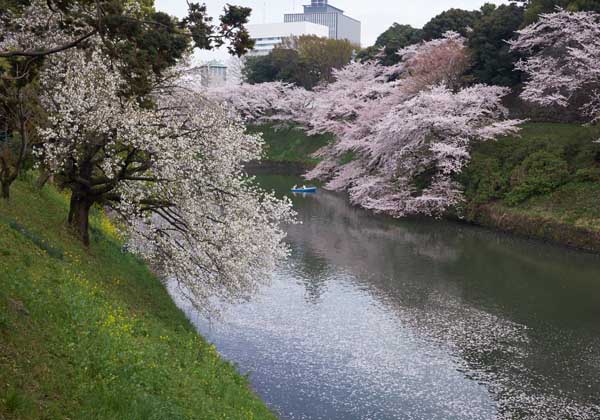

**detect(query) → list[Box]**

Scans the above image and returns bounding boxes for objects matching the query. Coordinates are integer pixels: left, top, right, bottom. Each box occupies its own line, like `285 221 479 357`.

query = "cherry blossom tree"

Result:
0 0 78 200
305 35 519 216
398 31 471 94
208 81 314 125
37 46 294 310
0 0 256 200
0 0 95 59
343 85 521 217
509 9 600 124
304 33 477 208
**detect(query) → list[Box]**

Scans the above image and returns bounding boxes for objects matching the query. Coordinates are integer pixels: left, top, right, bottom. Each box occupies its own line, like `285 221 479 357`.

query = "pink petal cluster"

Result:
510 9 600 124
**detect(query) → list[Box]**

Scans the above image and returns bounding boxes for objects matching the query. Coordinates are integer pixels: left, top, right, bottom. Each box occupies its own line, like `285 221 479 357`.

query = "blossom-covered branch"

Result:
510 9 600 123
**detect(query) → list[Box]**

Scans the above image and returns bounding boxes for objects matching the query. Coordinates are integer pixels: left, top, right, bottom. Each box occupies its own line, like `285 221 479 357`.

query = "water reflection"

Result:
173 175 600 420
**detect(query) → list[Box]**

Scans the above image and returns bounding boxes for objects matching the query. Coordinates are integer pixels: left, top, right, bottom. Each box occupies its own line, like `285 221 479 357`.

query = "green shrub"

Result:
506 150 569 205
574 167 600 183
463 123 599 209
462 154 508 204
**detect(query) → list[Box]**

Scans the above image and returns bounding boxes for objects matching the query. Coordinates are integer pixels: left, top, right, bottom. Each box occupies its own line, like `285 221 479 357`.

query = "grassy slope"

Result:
248 124 332 165
462 123 600 243
0 177 276 420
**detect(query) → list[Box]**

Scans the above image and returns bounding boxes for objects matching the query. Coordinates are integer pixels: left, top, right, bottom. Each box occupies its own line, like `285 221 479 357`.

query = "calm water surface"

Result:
174 175 600 420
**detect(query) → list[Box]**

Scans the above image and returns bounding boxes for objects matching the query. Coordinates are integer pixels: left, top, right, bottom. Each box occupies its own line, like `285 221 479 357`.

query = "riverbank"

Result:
0 177 276 419
252 122 600 253
247 124 332 175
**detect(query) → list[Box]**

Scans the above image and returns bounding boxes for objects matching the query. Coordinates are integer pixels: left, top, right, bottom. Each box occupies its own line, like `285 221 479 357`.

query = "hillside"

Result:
248 124 332 167
461 123 600 251
0 177 276 419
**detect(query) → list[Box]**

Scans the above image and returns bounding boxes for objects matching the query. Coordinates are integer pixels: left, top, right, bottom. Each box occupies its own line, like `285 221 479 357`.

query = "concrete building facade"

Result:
187 60 227 88
247 21 330 56
283 0 361 46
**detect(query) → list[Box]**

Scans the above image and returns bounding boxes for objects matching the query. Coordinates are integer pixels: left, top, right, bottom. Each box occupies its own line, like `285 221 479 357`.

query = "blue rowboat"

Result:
291 186 317 193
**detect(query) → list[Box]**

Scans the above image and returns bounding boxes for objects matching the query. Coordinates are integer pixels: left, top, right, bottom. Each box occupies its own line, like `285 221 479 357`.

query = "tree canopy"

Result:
517 0 600 24
0 0 254 200
468 3 525 86
421 8 482 40
243 35 355 90
357 24 423 65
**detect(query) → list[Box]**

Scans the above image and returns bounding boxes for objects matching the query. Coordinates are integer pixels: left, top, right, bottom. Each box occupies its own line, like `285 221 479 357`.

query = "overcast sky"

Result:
156 0 509 62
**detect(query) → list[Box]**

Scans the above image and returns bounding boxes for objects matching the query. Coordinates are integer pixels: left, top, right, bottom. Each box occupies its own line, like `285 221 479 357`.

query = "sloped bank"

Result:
247 124 331 175
468 202 600 253
0 177 276 419
461 123 600 253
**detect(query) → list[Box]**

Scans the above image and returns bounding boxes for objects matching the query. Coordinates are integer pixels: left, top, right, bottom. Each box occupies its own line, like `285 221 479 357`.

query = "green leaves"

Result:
182 2 254 56
506 150 570 205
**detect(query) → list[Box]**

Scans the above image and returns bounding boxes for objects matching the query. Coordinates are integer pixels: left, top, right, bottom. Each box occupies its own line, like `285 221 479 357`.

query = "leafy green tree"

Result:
421 8 482 40
291 35 355 87
357 24 423 65
243 54 280 84
517 0 600 23
243 35 354 89
270 47 313 88
468 3 525 86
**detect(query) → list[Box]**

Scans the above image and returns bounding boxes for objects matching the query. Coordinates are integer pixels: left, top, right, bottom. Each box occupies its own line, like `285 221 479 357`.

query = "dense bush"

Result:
463 154 507 205
462 123 600 208
505 150 570 205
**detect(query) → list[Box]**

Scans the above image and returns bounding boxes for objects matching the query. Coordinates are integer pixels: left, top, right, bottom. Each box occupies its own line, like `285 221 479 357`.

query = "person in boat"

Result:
293 184 298 190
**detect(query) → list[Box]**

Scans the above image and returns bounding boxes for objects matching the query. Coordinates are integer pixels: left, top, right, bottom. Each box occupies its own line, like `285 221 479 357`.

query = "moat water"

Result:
175 174 600 420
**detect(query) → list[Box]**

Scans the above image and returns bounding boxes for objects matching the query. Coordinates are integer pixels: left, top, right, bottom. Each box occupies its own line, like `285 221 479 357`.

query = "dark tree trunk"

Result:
1 181 10 200
35 171 51 190
68 193 93 246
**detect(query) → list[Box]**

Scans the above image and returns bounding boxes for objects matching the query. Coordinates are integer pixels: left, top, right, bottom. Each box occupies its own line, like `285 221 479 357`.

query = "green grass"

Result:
462 122 600 230
0 177 276 420
249 124 332 165
479 181 600 231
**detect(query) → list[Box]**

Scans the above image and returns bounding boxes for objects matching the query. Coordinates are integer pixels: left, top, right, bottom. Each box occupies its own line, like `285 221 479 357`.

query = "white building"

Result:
284 0 361 46
185 60 227 88
247 21 329 57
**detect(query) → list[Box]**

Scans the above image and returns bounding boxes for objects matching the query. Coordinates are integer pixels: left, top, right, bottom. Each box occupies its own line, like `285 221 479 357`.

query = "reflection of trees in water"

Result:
287 243 331 304
287 189 479 314
284 186 600 419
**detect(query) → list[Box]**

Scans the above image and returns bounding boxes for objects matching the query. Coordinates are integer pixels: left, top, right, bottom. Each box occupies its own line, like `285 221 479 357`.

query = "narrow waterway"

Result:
174 174 600 420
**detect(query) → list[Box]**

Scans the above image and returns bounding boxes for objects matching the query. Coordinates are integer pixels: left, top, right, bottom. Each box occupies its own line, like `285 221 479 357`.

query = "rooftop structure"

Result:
284 0 361 46
247 21 329 57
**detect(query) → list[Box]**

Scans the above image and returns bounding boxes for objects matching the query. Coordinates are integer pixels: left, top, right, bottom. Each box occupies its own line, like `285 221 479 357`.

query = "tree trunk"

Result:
68 193 93 246
1 181 9 200
36 171 51 190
